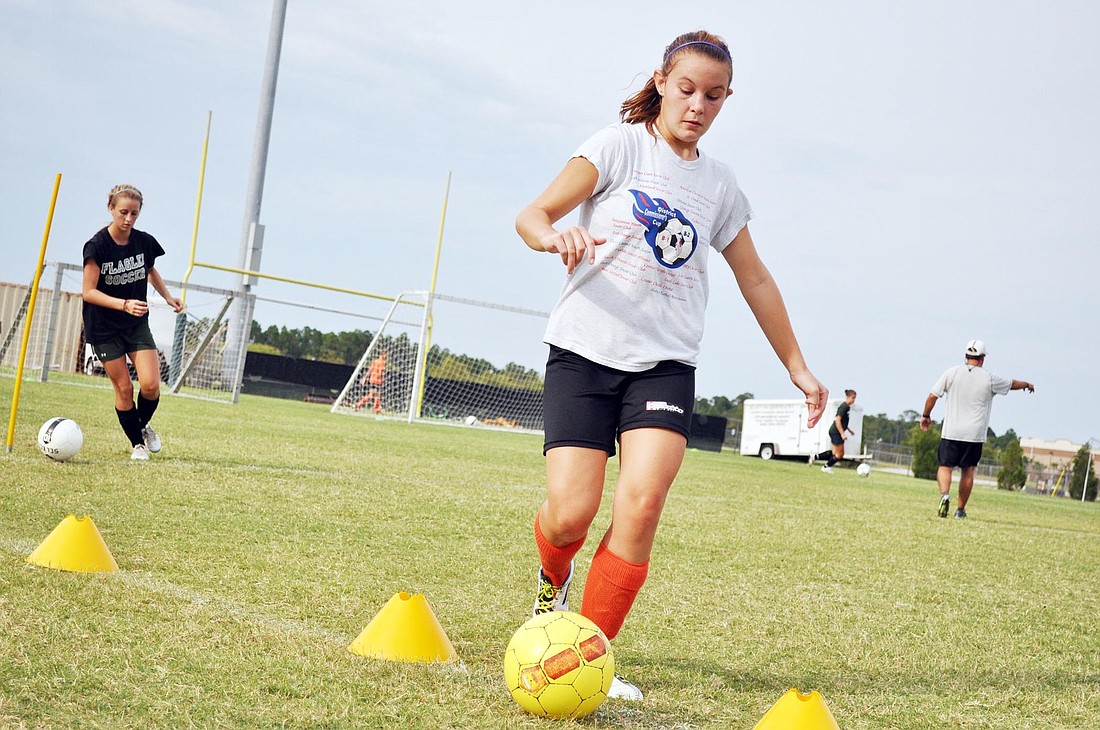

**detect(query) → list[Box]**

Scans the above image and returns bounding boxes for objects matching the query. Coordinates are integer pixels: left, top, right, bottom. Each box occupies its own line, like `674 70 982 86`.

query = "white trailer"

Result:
739 398 867 461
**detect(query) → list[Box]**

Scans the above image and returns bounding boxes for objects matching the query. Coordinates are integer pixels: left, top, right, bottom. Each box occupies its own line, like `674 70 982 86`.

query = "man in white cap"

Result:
919 340 1034 518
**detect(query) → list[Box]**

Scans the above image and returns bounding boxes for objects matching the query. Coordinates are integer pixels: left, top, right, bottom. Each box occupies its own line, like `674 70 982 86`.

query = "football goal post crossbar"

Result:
190 261 423 307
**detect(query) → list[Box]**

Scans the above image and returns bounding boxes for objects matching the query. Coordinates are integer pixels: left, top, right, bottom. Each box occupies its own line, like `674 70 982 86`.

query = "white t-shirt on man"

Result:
931 364 1013 442
543 123 753 372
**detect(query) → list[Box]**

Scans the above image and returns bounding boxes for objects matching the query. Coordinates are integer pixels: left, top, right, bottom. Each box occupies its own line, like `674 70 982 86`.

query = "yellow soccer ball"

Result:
503 611 614 718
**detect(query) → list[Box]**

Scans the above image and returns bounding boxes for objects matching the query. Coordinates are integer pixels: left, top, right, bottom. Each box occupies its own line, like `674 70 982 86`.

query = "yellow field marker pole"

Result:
181 111 213 308
413 172 452 418
6 174 62 453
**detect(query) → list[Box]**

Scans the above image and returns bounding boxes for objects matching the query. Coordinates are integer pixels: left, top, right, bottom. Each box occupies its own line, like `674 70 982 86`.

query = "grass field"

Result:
2 377 1098 729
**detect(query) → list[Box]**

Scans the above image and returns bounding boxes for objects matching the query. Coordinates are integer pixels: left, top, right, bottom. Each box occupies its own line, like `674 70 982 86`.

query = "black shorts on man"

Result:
938 438 983 469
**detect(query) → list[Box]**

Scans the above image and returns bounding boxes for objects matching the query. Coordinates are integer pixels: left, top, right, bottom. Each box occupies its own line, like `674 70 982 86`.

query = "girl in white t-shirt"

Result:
515 30 827 700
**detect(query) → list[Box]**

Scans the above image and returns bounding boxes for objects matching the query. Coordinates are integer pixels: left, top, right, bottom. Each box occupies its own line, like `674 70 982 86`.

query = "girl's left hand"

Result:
166 296 184 314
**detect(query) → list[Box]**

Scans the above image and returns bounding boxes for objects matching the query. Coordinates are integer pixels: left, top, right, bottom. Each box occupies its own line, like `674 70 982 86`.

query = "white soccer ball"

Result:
464 415 478 426
38 417 83 462
856 463 872 477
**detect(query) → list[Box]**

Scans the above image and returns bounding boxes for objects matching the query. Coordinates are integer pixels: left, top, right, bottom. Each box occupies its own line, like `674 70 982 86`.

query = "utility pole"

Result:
224 0 288 402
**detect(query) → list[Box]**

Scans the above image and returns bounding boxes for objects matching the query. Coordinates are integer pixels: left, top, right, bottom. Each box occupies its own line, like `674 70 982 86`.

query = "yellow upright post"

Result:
412 171 452 419
169 113 212 387
181 110 213 308
6 173 62 454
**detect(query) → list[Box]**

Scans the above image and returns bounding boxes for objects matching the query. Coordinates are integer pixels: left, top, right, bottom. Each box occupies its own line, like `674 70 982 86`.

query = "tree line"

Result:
247 322 1096 500
248 321 543 392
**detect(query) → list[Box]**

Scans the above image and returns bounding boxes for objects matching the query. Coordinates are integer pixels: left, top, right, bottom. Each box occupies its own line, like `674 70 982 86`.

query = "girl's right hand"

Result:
790 368 829 428
539 226 606 274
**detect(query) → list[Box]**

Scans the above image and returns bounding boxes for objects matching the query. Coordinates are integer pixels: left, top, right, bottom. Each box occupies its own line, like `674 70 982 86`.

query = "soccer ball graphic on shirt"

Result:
37 417 83 462
654 218 695 266
630 189 699 268
503 611 615 718
857 463 872 477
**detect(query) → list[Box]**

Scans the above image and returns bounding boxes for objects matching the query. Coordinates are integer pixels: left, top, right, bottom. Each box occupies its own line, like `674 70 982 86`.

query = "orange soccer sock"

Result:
580 542 649 641
534 512 585 586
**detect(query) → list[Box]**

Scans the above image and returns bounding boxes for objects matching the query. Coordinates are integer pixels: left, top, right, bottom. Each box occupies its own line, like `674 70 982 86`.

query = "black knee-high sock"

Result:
817 450 833 461
116 406 144 446
826 454 839 467
137 393 159 427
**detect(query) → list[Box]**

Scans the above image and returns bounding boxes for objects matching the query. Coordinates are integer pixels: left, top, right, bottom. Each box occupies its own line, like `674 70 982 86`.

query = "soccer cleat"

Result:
938 494 950 519
821 465 833 473
142 425 161 453
607 674 644 701
954 507 968 519
131 444 150 461
533 561 574 616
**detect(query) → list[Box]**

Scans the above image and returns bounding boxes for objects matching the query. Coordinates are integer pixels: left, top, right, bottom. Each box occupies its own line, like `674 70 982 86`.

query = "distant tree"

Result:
248 342 280 356
987 428 1019 452
862 413 897 445
248 321 374 365
864 411 928 446
694 392 753 422
997 437 1026 491
1068 444 1098 502
908 422 940 480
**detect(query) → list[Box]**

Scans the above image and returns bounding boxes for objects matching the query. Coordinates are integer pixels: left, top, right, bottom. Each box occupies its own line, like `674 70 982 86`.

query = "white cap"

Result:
965 339 986 357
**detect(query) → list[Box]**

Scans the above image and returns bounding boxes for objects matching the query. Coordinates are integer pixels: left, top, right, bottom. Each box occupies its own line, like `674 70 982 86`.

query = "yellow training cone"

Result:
348 591 456 663
27 515 119 573
753 689 840 730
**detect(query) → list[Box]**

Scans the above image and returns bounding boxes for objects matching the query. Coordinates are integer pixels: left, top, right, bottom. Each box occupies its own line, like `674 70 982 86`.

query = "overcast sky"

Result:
2 0 1097 445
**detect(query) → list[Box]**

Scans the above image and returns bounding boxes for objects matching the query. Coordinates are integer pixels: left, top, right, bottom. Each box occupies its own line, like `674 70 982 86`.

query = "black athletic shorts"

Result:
938 438 983 469
828 427 845 446
88 318 157 363
542 344 695 456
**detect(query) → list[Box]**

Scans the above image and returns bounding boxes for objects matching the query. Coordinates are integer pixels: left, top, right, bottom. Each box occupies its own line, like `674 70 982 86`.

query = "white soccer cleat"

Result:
608 674 644 701
821 465 833 473
131 444 150 461
142 425 161 453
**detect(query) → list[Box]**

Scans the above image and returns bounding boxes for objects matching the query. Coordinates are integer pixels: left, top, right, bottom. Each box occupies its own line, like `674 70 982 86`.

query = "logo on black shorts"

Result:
646 400 685 414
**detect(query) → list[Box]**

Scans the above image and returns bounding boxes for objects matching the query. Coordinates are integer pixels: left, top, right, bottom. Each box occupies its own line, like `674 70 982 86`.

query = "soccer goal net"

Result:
0 262 242 403
331 292 550 432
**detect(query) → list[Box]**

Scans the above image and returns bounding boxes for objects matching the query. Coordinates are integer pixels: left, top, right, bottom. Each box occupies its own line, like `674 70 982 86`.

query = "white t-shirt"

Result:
931 364 1013 442
543 123 753 372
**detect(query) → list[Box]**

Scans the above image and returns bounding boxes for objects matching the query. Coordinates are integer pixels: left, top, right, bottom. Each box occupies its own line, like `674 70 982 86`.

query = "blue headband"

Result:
664 40 731 62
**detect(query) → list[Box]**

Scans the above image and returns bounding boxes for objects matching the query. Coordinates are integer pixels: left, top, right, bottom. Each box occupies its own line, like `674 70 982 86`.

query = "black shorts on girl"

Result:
542 344 695 456
88 318 157 363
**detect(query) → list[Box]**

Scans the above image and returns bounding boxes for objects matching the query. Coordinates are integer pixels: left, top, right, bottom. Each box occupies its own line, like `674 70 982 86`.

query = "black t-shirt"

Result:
82 227 165 343
829 401 851 437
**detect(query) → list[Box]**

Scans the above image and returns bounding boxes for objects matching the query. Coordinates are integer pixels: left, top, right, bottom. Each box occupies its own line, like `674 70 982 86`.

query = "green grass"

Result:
1 377 1098 729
